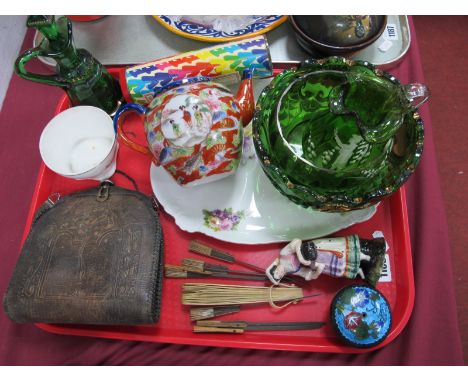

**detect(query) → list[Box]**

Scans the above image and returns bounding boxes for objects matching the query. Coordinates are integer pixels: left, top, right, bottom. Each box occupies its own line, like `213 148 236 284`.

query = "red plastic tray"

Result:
23 68 414 353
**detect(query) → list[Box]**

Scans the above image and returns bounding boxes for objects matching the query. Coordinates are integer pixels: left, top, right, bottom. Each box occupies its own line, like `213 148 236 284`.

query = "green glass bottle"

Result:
15 16 123 115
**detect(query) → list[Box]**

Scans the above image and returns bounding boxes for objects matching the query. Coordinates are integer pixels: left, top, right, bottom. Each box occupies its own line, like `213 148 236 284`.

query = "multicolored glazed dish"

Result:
124 35 272 105
153 15 287 42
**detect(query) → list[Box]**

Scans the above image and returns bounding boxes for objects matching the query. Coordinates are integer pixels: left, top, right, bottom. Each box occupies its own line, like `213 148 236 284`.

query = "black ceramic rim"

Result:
289 16 388 52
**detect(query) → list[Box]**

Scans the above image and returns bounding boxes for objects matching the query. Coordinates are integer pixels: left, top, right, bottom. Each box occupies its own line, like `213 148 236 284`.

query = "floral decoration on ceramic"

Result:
150 158 377 244
202 208 245 231
114 70 255 187
330 285 392 348
147 83 244 185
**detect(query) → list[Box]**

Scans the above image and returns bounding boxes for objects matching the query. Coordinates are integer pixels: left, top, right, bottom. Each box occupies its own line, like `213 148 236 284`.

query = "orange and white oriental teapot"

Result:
114 70 254 186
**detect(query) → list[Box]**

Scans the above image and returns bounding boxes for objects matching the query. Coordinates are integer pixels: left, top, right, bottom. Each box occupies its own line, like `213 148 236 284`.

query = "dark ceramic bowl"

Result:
290 15 387 56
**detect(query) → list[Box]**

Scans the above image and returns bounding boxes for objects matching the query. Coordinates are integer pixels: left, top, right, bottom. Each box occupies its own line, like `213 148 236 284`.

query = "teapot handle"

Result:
113 103 157 163
402 83 430 111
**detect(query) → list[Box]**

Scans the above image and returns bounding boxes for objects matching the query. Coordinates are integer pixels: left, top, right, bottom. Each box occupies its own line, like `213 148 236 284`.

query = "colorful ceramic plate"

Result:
153 15 288 42
150 154 377 244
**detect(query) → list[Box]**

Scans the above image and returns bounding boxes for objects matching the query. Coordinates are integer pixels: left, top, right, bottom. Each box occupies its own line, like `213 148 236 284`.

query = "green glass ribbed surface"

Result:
253 57 425 212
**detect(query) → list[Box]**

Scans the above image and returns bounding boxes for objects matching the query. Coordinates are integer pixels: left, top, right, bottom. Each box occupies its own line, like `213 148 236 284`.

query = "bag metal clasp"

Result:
46 192 61 206
97 180 114 202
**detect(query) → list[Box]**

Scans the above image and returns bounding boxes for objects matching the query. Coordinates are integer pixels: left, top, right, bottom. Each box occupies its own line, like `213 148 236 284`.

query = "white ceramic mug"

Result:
39 106 118 181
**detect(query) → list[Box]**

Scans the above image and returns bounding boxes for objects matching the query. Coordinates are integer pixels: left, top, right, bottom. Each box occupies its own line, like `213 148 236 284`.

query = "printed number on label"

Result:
384 24 399 41
379 254 392 282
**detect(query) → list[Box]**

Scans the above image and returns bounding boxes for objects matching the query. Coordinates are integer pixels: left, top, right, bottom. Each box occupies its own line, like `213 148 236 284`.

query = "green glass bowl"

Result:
253 57 425 212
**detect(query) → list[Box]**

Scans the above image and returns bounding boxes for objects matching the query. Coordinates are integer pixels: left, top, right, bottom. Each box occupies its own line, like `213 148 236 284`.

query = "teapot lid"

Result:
154 76 212 96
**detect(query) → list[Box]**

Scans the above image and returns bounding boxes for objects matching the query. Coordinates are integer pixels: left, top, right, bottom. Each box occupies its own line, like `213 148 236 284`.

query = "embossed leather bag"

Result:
3 182 164 325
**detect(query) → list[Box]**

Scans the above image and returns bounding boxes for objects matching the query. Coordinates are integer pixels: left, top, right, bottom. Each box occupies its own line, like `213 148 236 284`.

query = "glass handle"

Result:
14 47 68 88
402 83 430 111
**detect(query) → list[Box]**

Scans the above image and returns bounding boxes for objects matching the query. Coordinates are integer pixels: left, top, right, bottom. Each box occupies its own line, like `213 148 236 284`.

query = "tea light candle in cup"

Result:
69 137 114 174
39 106 118 181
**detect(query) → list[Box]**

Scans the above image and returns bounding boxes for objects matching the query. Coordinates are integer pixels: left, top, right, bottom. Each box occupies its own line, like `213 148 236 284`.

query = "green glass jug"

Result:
15 16 123 115
253 57 429 212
